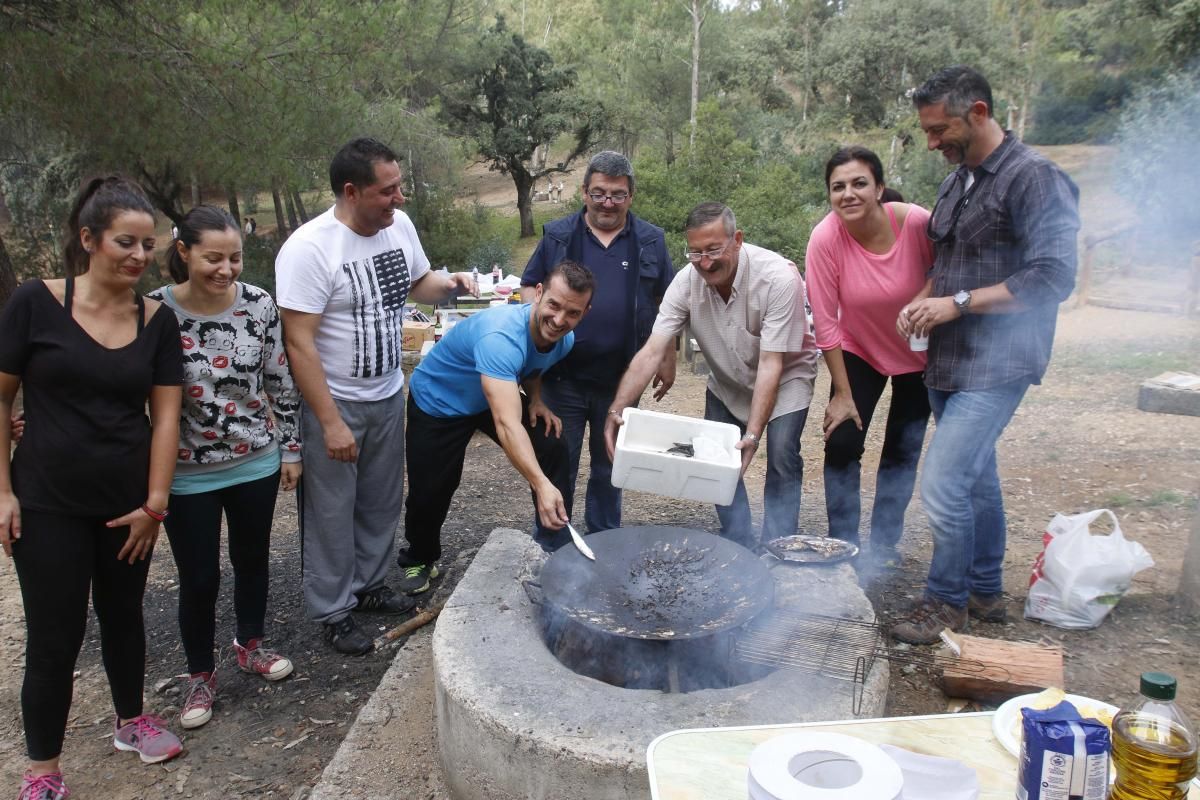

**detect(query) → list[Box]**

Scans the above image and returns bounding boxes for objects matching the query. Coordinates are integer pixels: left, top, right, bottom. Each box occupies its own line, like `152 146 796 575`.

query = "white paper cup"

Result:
909 332 929 352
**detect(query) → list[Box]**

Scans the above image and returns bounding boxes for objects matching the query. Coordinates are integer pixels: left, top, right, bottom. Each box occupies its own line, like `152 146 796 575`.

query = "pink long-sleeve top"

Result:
805 203 934 376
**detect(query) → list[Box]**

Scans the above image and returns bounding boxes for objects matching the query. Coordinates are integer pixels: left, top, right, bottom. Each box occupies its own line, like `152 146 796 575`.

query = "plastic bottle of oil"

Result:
1110 672 1197 800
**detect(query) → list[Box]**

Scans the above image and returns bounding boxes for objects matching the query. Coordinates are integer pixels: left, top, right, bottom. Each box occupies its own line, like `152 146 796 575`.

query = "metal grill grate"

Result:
735 610 883 713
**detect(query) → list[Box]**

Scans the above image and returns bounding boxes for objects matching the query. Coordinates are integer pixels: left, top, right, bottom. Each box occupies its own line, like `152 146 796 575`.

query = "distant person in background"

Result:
521 151 674 536
805 147 933 570
276 137 476 655
605 202 819 551
249 217 257 235
0 177 185 799
244 216 253 236
149 205 301 732
891 65 1079 644
400 261 593 568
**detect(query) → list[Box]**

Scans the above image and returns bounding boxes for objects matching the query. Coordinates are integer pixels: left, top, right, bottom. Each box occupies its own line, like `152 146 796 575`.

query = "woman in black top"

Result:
0 177 185 800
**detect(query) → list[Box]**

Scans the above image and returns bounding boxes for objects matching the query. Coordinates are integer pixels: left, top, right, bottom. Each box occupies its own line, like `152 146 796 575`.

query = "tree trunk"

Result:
688 0 702 153
0 230 18 308
226 186 241 229
190 173 201 208
271 185 288 240
291 190 309 224
283 190 300 232
514 171 536 238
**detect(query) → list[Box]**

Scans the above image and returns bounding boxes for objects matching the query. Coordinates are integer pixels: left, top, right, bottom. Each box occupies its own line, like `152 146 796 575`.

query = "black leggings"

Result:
13 509 151 761
823 350 931 550
164 471 280 675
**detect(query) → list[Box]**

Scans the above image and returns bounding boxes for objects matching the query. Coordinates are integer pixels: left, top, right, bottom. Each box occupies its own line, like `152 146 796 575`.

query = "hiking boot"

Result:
967 592 1009 623
234 639 294 681
179 671 216 730
113 715 184 764
18 771 69 800
890 598 968 645
354 585 417 615
397 563 439 596
322 616 373 656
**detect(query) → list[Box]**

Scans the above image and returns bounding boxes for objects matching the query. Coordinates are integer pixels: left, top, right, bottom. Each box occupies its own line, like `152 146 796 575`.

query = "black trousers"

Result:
13 509 151 761
401 394 571 564
164 470 281 675
823 350 931 551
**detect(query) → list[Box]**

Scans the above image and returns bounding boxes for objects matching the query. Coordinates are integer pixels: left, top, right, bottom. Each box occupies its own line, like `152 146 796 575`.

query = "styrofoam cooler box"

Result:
611 408 741 505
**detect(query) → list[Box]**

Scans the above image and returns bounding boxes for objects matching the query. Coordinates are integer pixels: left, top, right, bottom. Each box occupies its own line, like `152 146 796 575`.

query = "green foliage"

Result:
1027 68 1131 144
443 16 603 236
239 234 283 298
465 238 514 273
0 150 88 278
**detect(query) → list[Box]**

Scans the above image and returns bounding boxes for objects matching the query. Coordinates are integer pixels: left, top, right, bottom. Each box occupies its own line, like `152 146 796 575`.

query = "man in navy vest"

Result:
520 151 675 535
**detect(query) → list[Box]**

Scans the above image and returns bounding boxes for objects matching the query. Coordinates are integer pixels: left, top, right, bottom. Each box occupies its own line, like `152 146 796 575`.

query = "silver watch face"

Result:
954 290 970 308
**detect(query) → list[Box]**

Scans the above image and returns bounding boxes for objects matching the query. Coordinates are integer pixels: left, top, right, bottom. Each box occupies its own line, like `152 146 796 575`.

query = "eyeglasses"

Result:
683 239 732 263
926 170 978 245
586 191 629 205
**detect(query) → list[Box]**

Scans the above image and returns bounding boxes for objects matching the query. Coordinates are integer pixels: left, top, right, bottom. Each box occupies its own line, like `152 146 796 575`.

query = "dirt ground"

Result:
0 302 1196 798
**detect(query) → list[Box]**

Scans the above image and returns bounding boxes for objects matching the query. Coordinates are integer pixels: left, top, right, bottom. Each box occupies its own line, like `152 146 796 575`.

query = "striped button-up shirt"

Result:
925 132 1080 391
652 242 819 423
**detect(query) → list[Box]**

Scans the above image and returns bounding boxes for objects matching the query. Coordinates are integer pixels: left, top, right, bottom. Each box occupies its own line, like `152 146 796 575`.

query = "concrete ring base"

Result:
433 528 887 800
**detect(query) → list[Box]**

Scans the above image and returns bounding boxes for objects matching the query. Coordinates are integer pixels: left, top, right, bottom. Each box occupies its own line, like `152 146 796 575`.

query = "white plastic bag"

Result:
1024 509 1154 629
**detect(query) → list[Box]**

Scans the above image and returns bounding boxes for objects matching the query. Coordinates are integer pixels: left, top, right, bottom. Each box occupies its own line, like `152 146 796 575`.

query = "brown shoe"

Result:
890 598 968 645
967 592 1008 623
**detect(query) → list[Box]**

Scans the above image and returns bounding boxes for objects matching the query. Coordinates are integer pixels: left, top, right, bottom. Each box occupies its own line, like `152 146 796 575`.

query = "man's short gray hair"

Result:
684 201 737 236
583 150 635 193
913 65 994 118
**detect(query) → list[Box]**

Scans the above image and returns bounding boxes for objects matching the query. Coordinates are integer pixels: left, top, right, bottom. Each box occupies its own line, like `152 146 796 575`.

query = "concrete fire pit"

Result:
432 529 887 800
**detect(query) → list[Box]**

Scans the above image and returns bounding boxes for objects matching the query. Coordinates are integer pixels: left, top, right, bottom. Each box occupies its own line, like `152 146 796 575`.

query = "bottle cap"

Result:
1140 672 1177 701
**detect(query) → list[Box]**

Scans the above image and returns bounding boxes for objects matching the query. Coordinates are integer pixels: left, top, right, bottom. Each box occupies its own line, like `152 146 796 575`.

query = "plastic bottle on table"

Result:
1110 672 1197 800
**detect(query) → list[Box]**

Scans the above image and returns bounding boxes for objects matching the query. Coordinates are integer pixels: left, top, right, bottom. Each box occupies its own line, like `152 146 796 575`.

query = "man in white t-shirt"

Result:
276 137 475 655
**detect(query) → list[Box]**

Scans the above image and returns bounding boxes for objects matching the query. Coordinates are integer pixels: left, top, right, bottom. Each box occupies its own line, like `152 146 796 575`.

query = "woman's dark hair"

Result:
63 176 156 276
881 187 906 203
824 146 886 191
166 205 241 284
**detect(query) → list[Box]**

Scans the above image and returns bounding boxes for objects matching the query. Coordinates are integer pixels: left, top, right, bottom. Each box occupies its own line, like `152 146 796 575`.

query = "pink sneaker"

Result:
113 715 183 764
234 638 294 681
18 771 69 800
179 671 216 730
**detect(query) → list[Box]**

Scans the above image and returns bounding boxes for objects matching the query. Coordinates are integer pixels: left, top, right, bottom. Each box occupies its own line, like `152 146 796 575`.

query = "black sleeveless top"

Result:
0 278 183 517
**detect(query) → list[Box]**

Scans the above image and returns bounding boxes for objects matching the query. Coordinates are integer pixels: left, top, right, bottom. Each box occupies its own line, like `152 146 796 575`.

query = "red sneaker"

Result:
234 638 294 681
179 671 216 730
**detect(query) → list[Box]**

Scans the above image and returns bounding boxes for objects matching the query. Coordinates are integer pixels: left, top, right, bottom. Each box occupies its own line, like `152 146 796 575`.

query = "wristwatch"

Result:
953 289 972 315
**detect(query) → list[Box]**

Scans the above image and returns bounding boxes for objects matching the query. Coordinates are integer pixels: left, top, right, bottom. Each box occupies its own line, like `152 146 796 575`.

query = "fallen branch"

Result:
372 601 446 650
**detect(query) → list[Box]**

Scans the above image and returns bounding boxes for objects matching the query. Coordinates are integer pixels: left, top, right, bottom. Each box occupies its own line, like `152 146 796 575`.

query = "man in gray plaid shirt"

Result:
892 65 1080 644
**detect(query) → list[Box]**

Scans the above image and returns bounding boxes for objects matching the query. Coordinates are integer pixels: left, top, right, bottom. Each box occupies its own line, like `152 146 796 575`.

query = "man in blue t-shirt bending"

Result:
396 262 595 593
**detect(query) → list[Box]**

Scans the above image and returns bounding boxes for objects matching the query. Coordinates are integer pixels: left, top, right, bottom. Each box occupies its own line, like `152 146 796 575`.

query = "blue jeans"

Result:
704 390 808 550
921 380 1031 608
540 376 622 533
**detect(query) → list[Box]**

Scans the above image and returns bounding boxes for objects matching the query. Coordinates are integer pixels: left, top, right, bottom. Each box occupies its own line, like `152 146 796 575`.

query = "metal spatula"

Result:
566 521 595 561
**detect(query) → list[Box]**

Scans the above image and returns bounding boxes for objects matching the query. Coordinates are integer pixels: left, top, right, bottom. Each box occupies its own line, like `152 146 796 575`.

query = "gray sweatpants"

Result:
299 390 405 623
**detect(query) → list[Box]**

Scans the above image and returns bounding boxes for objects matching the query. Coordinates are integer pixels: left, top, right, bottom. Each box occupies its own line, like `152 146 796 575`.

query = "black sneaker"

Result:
397 563 439 595
354 585 417 615
322 616 373 655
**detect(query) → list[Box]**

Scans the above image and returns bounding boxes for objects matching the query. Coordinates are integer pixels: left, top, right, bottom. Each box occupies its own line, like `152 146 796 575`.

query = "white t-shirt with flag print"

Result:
275 206 430 401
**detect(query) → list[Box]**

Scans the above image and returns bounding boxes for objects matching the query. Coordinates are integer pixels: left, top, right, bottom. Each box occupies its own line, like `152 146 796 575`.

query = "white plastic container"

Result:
611 408 742 505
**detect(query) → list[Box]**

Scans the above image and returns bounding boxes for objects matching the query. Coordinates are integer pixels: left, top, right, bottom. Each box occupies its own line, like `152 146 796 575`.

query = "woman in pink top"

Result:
805 146 934 567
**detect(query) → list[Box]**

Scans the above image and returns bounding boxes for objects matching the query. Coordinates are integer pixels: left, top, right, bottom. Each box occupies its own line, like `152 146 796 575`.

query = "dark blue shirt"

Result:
522 210 674 386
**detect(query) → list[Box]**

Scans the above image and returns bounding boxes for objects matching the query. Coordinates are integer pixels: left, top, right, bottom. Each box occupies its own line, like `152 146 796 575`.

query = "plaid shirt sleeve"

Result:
1004 160 1080 305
